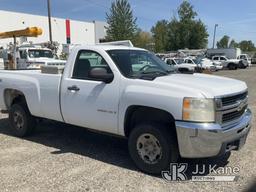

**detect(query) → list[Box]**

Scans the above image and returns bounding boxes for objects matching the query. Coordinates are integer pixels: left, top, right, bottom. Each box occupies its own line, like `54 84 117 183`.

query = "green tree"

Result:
105 0 137 41
151 20 169 52
178 1 197 21
133 29 154 50
229 39 238 48
216 35 230 48
167 1 208 50
238 40 256 52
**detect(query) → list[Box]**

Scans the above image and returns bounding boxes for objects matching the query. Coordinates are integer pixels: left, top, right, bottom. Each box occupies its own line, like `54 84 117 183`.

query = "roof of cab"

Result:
74 44 146 52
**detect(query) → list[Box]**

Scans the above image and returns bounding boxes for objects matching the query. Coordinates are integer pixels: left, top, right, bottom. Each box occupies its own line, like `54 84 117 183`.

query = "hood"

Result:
178 63 197 67
155 73 247 98
201 59 214 66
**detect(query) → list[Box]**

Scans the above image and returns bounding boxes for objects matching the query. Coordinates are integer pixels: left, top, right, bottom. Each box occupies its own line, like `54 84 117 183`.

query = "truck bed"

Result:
0 69 64 122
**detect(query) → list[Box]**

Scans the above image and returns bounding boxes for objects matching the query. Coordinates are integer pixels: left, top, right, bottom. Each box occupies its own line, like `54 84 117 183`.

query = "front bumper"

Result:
175 108 252 158
215 65 223 70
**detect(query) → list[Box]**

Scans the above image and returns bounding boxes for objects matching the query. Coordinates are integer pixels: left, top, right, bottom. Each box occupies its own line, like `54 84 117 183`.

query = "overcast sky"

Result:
1 0 256 47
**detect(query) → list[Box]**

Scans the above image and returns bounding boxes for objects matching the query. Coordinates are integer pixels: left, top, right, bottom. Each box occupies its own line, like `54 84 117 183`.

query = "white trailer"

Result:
206 48 241 59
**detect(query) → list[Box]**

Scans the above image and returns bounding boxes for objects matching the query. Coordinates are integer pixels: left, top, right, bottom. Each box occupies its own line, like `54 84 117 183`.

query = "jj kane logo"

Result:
162 163 240 182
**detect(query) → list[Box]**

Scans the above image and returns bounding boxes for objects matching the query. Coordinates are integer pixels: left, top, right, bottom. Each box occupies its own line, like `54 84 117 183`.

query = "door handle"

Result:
67 85 80 92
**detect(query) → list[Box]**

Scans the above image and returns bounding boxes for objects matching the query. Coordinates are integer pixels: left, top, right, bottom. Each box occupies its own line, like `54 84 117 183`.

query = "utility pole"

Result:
47 0 53 44
212 24 218 49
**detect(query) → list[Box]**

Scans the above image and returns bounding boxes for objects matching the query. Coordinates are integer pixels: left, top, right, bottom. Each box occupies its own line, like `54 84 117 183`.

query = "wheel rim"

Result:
136 133 162 164
13 111 24 130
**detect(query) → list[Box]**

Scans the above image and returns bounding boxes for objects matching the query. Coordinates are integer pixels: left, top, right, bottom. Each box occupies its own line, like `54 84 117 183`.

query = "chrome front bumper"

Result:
176 108 252 158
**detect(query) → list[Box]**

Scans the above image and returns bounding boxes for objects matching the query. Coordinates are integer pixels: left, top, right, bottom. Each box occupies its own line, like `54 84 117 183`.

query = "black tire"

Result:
9 103 36 137
228 63 237 70
128 123 178 174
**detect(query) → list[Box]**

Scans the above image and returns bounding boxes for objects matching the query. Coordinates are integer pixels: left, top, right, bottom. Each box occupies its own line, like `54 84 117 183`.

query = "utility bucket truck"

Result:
0 27 66 69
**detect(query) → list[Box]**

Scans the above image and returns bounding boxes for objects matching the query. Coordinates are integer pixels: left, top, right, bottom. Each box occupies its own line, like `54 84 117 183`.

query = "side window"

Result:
220 57 226 61
166 59 173 65
72 50 112 80
186 59 193 64
171 60 176 65
240 55 246 60
19 51 27 59
213 57 218 61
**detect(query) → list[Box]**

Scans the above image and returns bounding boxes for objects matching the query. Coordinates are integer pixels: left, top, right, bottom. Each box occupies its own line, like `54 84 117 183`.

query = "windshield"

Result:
107 50 174 79
28 49 54 58
193 58 201 64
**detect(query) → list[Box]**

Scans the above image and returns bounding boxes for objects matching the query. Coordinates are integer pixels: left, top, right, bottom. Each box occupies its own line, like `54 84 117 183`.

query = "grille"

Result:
221 91 248 106
222 105 247 123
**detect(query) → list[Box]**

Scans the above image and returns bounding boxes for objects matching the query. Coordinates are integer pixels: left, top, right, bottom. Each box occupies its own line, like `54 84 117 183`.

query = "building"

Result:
0 10 108 51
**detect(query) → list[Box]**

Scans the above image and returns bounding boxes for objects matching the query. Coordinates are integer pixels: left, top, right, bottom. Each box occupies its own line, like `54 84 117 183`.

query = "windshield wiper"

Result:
141 70 168 75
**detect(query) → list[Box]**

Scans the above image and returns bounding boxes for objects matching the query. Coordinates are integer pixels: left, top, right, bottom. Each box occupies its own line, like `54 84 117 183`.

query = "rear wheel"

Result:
9 103 36 137
128 123 178 174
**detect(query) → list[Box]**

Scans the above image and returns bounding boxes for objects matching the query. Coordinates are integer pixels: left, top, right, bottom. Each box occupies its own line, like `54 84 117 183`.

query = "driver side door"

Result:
61 50 120 134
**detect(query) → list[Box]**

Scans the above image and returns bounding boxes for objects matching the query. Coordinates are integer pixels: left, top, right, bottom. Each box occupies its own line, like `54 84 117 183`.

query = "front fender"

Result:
118 85 184 135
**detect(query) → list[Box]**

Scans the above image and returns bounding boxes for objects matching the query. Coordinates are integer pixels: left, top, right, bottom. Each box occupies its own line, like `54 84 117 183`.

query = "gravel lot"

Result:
0 68 256 192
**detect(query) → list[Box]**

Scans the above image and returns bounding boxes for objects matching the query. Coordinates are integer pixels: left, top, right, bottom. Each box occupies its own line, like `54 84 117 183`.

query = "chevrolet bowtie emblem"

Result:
237 103 244 111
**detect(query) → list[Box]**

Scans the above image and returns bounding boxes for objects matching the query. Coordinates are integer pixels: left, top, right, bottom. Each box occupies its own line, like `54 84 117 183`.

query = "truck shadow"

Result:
0 117 230 180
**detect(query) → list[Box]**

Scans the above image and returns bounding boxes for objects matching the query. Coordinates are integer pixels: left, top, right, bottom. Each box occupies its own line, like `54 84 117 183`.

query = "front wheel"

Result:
9 103 36 137
128 123 178 174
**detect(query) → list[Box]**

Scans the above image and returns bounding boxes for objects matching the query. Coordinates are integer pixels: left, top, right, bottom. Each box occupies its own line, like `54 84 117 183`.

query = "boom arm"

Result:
0 27 42 39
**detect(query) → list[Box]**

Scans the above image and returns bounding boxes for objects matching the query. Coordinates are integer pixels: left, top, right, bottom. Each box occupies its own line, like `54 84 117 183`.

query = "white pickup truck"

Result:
0 45 252 174
164 58 196 72
212 55 246 70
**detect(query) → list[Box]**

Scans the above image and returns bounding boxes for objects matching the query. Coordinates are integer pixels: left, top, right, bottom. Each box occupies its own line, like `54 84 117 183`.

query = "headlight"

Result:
182 98 215 122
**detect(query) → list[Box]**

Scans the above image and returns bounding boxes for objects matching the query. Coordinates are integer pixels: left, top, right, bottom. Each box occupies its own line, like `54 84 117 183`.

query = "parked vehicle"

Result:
16 45 66 69
184 57 217 71
165 57 195 72
198 57 222 70
0 44 252 174
212 55 242 70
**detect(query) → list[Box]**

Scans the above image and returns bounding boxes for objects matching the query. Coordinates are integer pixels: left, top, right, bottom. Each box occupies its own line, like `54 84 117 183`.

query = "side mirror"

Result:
89 67 114 83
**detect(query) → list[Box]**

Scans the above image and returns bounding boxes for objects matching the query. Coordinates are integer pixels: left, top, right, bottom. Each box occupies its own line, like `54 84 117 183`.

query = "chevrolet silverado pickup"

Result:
0 45 252 174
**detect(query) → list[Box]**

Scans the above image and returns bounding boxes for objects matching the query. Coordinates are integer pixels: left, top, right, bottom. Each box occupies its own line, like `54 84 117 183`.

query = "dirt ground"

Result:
0 68 255 192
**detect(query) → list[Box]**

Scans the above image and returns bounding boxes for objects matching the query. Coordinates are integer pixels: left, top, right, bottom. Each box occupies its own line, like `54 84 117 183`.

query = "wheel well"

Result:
124 106 176 137
4 89 27 110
